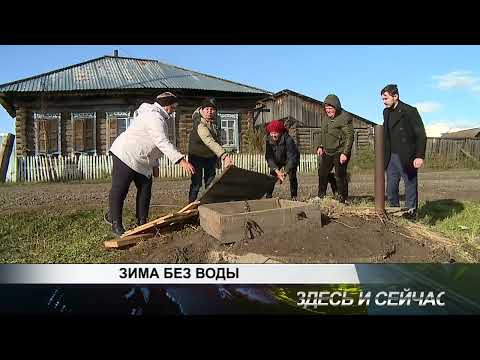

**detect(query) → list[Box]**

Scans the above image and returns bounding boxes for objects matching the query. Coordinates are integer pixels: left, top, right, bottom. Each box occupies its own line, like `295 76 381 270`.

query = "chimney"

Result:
113 50 118 57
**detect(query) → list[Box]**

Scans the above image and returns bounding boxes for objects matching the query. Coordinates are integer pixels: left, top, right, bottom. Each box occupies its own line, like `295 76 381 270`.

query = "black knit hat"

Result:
201 98 217 109
156 92 178 106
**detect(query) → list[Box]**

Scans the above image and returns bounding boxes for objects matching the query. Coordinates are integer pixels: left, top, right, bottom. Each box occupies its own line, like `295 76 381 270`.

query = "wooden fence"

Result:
425 138 480 162
6 138 479 183
11 153 320 183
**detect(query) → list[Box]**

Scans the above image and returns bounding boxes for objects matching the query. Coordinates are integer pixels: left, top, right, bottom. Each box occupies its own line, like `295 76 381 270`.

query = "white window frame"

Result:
106 111 132 151
218 112 239 153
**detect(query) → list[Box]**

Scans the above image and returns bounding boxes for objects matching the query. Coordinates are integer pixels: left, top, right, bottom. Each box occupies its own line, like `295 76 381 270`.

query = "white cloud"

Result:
433 71 479 90
425 121 478 137
425 123 451 137
415 101 442 113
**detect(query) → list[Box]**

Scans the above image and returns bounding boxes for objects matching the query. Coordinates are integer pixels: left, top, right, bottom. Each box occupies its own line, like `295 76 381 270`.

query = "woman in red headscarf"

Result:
264 120 300 200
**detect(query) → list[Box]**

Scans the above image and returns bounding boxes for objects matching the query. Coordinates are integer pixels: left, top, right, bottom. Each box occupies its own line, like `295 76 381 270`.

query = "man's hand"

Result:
222 154 234 167
180 158 195 175
153 166 159 178
413 158 424 169
340 153 348 164
317 147 324 156
275 169 287 183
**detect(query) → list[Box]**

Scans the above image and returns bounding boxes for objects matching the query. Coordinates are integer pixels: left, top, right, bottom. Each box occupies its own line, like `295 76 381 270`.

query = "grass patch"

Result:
0 209 136 263
419 200 480 245
426 156 480 170
2 197 478 263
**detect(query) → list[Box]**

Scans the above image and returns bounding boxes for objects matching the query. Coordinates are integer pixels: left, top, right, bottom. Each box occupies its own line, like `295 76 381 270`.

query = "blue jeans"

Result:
188 154 217 203
386 153 418 209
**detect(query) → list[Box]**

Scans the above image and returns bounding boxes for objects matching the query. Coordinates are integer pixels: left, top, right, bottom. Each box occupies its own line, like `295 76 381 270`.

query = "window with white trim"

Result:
106 111 133 150
71 112 96 154
34 112 61 155
218 112 239 152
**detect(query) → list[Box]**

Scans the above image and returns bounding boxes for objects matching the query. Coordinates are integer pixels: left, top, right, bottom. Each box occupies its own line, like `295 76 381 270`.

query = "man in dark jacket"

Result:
187 98 234 203
265 120 300 200
381 84 427 220
315 94 354 203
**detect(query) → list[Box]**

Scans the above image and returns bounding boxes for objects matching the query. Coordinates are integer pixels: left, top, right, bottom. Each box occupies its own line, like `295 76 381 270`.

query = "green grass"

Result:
0 209 131 263
419 200 480 245
1 198 478 263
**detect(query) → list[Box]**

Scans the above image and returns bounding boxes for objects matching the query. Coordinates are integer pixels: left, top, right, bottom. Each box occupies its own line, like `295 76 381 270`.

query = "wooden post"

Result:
33 156 37 182
0 133 15 183
26 156 30 182
39 156 44 182
17 156 21 182
374 125 385 214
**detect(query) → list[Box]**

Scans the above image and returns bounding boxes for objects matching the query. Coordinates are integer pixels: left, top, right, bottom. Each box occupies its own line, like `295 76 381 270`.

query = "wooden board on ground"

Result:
104 233 154 248
198 165 277 205
385 207 411 217
120 209 198 238
178 201 201 214
108 166 276 248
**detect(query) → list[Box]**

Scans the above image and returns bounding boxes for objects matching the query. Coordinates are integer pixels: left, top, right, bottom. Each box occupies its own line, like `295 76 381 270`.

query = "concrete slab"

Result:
199 198 325 243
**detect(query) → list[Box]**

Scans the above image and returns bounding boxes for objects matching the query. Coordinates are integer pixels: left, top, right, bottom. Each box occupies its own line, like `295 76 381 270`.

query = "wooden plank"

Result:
42 156 48 182
59 156 63 181
44 156 51 182
121 209 199 237
104 233 155 249
0 134 15 182
39 156 45 182
33 156 39 182
17 157 21 182
28 156 33 182
178 201 200 214
53 156 59 181
26 156 30 182
460 148 480 165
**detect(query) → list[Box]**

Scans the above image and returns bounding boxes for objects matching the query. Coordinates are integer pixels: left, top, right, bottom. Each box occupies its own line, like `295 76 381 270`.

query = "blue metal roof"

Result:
0 56 272 95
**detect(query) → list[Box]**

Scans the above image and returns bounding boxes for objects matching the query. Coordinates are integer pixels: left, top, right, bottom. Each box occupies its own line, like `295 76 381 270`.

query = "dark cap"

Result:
201 98 217 109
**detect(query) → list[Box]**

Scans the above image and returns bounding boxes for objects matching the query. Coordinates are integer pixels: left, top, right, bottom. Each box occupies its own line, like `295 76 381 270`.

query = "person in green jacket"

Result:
315 94 354 203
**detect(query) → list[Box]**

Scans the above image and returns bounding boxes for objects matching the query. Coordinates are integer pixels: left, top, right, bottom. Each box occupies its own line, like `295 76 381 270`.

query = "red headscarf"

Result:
266 120 286 134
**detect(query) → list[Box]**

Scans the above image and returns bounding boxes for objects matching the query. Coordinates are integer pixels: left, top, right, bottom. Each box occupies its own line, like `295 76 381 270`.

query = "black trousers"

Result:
318 152 349 200
109 153 153 224
317 156 337 195
266 167 298 198
188 154 217 203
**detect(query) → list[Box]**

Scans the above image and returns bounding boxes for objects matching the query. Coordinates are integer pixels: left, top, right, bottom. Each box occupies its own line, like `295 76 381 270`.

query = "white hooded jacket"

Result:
109 102 184 177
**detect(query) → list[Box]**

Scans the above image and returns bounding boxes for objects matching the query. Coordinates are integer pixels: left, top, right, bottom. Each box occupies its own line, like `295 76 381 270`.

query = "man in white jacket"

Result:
105 92 195 236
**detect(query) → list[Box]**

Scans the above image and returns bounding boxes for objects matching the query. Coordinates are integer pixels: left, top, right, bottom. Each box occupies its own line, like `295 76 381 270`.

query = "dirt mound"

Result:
117 211 458 264
116 224 217 264
226 215 454 263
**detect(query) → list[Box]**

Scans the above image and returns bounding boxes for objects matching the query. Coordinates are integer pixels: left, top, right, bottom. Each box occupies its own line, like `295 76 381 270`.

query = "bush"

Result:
243 123 266 153
349 146 375 171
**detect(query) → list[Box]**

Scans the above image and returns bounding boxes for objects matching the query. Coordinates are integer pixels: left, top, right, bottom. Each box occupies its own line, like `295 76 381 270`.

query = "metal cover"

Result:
198 166 277 204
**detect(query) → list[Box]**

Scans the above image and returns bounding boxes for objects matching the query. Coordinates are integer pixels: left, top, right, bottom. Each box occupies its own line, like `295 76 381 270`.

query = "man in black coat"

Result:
264 120 300 200
381 84 427 220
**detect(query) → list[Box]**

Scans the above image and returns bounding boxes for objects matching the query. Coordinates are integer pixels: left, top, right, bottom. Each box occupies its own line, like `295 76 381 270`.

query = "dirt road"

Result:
1 169 478 264
1 169 478 215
